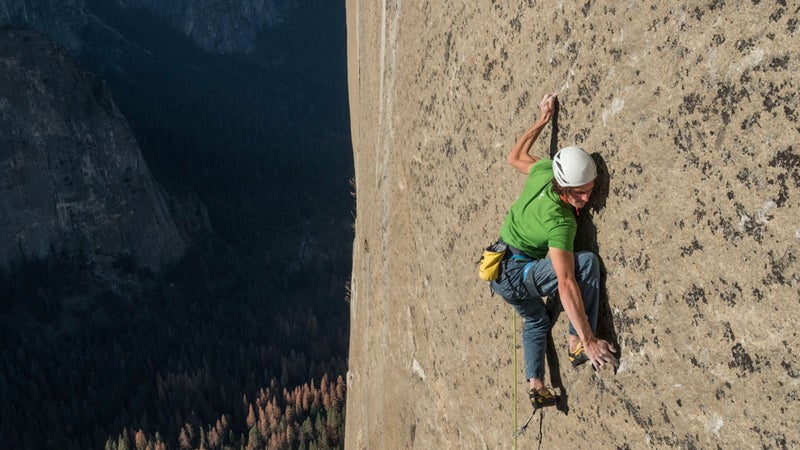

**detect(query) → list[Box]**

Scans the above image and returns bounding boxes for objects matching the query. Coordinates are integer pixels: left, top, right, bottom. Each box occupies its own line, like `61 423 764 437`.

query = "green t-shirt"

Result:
499 159 576 259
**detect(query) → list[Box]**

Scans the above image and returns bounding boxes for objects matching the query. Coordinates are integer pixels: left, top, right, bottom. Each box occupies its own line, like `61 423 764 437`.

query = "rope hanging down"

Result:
512 311 518 450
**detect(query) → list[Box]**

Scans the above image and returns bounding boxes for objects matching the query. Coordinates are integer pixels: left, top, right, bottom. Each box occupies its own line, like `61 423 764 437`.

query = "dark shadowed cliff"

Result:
0 4 352 447
345 1 799 448
0 0 285 55
0 27 187 271
121 0 287 54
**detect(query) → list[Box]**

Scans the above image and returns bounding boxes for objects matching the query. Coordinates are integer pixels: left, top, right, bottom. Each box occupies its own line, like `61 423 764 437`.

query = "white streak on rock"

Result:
756 201 776 224
602 98 625 127
412 358 426 380
704 414 724 437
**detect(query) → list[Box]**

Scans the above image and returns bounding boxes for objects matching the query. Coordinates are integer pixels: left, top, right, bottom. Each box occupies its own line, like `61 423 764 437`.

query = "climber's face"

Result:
564 180 595 209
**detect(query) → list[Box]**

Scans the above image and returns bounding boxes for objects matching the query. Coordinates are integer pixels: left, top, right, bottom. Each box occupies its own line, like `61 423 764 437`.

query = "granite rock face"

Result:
0 0 287 55
345 1 799 448
122 0 286 54
0 27 186 270
0 0 88 53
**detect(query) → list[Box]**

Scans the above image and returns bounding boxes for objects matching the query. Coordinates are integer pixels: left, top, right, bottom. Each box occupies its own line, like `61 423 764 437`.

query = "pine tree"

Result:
208 426 220 449
334 376 345 405
246 425 263 450
117 428 133 450
300 417 314 445
246 404 256 429
325 406 342 447
178 426 192 450
301 384 312 412
135 429 147 450
258 404 269 438
197 428 208 450
282 425 291 449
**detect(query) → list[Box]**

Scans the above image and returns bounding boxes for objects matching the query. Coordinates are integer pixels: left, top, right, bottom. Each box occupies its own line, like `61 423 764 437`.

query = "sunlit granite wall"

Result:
345 1 798 448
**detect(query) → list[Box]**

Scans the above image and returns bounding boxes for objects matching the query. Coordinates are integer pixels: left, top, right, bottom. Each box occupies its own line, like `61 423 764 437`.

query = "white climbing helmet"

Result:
553 146 597 187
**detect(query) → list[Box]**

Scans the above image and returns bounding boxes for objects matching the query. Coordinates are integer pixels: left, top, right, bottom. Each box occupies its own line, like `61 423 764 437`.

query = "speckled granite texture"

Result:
345 1 799 448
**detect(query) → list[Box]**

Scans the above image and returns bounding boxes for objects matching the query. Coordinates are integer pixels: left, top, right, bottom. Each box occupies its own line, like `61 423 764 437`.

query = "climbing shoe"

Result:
568 342 589 367
529 388 557 409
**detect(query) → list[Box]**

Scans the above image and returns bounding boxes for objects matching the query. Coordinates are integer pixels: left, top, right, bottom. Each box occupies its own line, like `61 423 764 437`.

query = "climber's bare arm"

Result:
550 247 619 370
507 93 556 175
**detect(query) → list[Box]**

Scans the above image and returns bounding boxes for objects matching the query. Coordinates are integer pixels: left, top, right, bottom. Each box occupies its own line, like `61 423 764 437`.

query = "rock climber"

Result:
492 93 620 409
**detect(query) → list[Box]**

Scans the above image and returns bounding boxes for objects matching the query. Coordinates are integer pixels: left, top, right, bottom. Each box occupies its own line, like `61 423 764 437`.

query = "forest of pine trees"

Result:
0 235 350 449
103 375 346 450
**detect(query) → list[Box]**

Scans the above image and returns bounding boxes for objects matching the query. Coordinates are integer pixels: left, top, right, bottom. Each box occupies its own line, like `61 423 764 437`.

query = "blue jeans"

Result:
491 251 600 381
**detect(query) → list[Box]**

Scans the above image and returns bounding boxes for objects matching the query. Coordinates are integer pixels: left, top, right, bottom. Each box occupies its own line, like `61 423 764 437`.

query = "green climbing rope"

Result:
513 310 518 450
